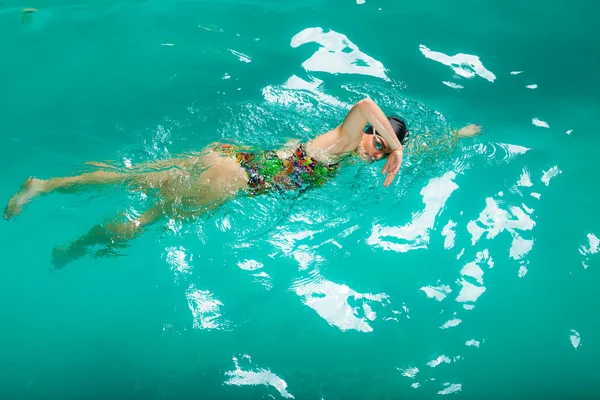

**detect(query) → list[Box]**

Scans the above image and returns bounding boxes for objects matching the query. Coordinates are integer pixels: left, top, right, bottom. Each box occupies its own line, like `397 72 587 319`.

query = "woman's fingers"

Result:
383 162 402 187
382 157 393 175
384 167 397 186
381 150 403 186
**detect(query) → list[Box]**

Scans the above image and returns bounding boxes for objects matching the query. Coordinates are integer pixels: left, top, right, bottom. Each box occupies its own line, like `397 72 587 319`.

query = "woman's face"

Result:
359 133 391 161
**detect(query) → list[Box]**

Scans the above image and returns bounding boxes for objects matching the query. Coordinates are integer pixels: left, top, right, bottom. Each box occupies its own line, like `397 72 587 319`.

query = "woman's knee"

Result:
105 220 141 240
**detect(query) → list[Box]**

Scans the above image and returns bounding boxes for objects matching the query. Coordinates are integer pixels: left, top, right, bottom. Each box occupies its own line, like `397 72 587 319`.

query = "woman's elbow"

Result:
357 98 375 108
356 98 377 116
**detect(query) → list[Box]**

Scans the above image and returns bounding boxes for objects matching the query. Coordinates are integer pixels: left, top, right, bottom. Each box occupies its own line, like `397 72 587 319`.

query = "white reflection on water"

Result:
264 26 391 114
399 367 420 378
164 246 228 330
456 279 486 305
267 220 397 332
443 81 464 90
291 27 388 80
580 233 599 269
225 356 294 399
440 318 462 329
517 168 533 188
293 277 390 332
510 236 534 260
293 245 325 271
461 261 483 284
570 330 581 349
467 197 535 261
421 284 452 302
237 259 273 290
438 383 462 395
166 246 193 282
456 251 489 307
442 220 457 249
185 284 226 330
518 264 528 278
583 234 599 255
419 45 496 82
263 75 349 109
427 355 451 368
541 165 562 186
532 118 550 128
368 172 458 252
229 48 251 63
238 259 263 271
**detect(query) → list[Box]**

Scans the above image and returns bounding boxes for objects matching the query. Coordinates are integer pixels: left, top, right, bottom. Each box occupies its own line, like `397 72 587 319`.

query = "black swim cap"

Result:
365 116 409 145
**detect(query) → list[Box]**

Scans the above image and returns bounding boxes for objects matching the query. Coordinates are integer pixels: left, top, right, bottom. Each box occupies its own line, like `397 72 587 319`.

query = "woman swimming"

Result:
4 98 480 267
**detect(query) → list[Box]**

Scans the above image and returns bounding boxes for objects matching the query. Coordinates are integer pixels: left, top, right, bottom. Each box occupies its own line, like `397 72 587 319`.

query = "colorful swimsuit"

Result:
216 143 339 195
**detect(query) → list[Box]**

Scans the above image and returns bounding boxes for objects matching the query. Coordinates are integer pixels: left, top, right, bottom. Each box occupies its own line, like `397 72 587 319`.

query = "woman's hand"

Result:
381 148 404 187
456 124 482 137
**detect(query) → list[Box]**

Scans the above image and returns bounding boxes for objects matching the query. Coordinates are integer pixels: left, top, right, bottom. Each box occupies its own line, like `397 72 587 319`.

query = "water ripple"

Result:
473 142 531 165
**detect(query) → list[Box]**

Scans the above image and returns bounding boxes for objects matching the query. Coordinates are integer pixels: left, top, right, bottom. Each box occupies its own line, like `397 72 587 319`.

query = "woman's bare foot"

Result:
4 178 47 220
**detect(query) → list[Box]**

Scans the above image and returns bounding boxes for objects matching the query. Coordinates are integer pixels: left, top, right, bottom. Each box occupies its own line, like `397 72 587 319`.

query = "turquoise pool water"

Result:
2 0 600 398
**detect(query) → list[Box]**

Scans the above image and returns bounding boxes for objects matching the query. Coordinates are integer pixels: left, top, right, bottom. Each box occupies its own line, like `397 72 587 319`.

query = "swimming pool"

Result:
1 0 599 398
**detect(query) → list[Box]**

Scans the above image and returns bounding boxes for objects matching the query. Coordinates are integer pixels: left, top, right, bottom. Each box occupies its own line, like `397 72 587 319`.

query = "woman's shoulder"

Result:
274 138 301 160
302 141 356 166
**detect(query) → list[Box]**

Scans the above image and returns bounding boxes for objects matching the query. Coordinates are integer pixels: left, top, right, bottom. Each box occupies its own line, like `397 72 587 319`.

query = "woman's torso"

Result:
213 142 347 195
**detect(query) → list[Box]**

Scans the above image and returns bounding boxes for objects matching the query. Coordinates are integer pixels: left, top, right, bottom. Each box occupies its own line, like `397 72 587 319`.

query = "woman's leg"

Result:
4 150 216 220
164 150 250 218
4 170 129 220
51 203 165 268
50 153 249 268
